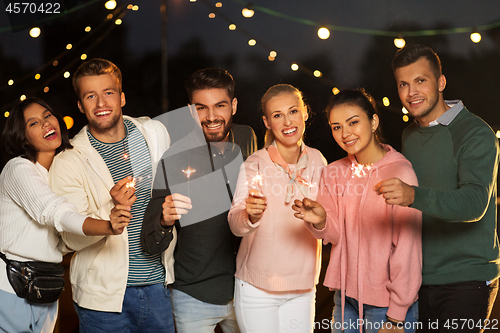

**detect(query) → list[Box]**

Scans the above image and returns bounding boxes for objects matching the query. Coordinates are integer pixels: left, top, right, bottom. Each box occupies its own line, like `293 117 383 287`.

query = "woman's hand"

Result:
246 189 267 223
109 204 132 235
292 198 326 230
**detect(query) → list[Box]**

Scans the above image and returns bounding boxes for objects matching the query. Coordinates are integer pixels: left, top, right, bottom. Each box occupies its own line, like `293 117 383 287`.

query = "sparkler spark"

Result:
350 162 371 178
126 178 136 189
182 167 196 179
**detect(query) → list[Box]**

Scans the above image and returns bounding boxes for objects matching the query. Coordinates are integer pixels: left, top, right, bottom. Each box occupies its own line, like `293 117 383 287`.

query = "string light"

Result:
209 13 216 18
115 19 123 25
66 44 73 50
105 1 117 10
85 26 91 32
382 97 390 107
43 87 49 93
34 74 41 80
470 32 481 43
402 107 409 114
53 60 58 66
394 37 406 49
215 2 222 7
332 87 340 95
291 63 299 71
4 111 10 118
317 27 330 40
403 115 409 122
63 71 71 79
29 27 41 38
248 39 256 46
313 70 322 77
8 79 14 86
496 130 500 139
20 95 26 101
81 54 88 60
242 6 254 18
132 5 139 11
63 116 74 130
229 24 236 30
269 51 277 57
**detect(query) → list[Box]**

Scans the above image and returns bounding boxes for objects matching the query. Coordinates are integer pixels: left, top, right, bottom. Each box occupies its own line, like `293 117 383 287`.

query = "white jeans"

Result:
234 278 316 333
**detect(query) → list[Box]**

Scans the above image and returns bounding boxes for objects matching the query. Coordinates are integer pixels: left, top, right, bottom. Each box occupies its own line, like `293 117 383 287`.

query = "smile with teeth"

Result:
205 123 223 131
95 110 112 116
344 138 358 146
409 99 424 105
283 128 297 135
43 129 56 139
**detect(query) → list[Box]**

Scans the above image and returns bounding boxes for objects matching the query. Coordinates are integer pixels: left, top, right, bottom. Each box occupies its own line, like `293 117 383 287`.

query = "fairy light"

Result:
105 0 117 10
85 26 91 32
43 87 49 93
229 24 236 30
242 7 254 18
394 37 406 49
4 111 10 118
270 51 277 57
402 107 409 114
313 70 322 77
29 27 41 38
107 14 113 19
115 19 123 25
63 71 71 79
268 56 275 61
132 5 139 11
81 54 88 60
209 13 216 18
382 97 390 107
63 116 74 130
20 95 27 101
53 60 58 66
291 63 299 71
403 115 410 122
496 130 500 139
8 79 14 86
215 2 222 7
127 4 133 9
248 39 256 46
470 32 482 43
34 74 41 80
66 43 72 50
318 27 330 40
332 87 340 95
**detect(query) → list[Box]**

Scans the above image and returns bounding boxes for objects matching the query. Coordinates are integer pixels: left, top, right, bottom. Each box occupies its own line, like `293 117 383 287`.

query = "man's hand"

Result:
246 189 267 223
161 193 192 226
374 178 415 206
109 204 132 235
110 176 137 206
292 198 327 230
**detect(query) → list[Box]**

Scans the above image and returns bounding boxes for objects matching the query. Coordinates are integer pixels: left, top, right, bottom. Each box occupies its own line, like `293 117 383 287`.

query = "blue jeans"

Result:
332 291 419 333
75 283 174 333
0 289 58 333
171 288 240 333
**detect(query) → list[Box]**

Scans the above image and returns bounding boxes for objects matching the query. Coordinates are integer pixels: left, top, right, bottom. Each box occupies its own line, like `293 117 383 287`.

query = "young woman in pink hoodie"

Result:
228 84 326 333
293 89 422 333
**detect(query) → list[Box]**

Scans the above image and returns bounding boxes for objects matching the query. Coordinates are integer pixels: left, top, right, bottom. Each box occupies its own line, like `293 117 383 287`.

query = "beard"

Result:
87 110 122 132
201 117 233 142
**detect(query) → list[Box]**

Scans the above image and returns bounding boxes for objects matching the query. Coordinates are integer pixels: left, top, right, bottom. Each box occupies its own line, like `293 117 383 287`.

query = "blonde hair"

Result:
261 84 308 147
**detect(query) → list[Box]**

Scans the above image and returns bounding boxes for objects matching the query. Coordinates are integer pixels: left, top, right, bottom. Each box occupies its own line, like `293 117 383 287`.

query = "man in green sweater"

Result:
375 44 499 332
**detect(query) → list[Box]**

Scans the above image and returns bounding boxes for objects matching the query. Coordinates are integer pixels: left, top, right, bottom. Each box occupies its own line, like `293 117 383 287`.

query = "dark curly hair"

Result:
185 68 235 103
1 97 73 163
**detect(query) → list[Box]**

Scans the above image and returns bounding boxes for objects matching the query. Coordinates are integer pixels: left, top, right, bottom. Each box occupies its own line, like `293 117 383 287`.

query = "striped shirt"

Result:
88 119 165 286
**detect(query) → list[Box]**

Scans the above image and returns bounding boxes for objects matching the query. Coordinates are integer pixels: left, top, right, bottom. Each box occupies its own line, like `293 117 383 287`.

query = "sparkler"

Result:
350 162 371 178
126 177 136 189
250 162 263 192
182 167 196 196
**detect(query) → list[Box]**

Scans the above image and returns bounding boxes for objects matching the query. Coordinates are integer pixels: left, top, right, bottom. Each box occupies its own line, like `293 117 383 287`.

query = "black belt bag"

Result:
0 251 65 304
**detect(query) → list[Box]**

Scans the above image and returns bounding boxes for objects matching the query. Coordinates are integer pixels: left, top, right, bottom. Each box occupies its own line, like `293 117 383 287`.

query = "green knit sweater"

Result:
402 107 500 285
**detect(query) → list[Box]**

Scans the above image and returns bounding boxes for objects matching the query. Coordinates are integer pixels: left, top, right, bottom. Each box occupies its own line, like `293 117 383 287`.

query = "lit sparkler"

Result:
182 167 196 196
250 162 263 192
350 162 371 178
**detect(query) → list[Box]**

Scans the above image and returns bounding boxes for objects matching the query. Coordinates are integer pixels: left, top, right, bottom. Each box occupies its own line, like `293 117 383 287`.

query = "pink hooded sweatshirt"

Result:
307 144 422 322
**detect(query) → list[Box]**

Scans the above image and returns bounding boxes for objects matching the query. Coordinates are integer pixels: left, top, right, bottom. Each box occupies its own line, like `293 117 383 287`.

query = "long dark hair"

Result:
1 97 73 163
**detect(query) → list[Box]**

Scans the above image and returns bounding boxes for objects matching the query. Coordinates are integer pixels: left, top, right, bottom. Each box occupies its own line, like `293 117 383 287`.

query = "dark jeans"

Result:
418 279 498 333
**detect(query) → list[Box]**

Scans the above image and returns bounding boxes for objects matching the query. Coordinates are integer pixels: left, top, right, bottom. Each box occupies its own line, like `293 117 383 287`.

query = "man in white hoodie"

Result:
49 58 176 333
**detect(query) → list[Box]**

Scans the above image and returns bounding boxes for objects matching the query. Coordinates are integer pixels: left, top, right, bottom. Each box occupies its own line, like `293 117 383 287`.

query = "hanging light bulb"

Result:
317 27 330 40
470 31 482 43
242 5 254 18
394 36 406 49
105 1 117 10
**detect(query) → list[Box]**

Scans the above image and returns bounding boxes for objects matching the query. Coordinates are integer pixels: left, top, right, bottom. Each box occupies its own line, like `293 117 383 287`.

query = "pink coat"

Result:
308 144 422 321
228 146 327 291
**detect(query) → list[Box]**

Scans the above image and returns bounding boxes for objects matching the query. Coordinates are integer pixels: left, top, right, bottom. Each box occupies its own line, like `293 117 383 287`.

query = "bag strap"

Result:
0 251 10 264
